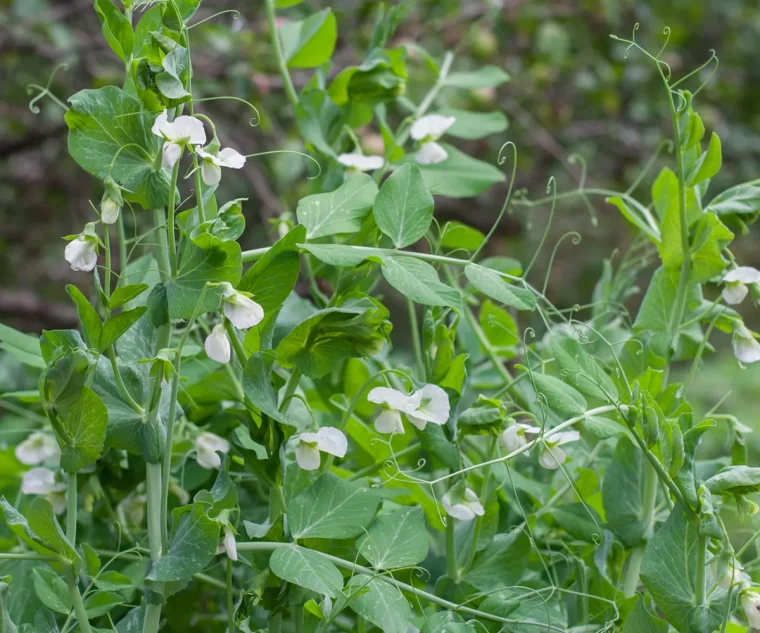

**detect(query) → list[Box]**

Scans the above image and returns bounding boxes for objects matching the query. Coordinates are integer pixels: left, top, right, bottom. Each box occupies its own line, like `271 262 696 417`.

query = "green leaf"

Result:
413 145 506 198
480 299 518 352
33 568 70 615
528 371 587 418
166 233 242 320
346 575 411 633
238 225 305 312
356 506 428 570
279 9 337 69
296 174 378 239
0 497 60 562
440 221 485 251
445 65 510 89
602 437 652 547
551 336 618 402
94 0 134 63
269 545 343 598
146 503 219 582
66 285 102 349
436 108 508 140
276 296 391 379
622 597 669 633
689 213 733 283
82 543 101 576
288 473 380 539
380 256 460 307
26 498 81 571
705 465 760 496
99 307 147 352
464 264 536 311
641 505 727 633
374 164 434 248
705 182 760 233
0 323 45 369
242 351 288 425
300 243 368 267
688 132 721 185
109 284 149 310
58 386 108 473
66 87 169 209
606 195 660 243
463 530 530 591
419 612 475 633
654 168 684 268
94 571 132 591
84 591 124 618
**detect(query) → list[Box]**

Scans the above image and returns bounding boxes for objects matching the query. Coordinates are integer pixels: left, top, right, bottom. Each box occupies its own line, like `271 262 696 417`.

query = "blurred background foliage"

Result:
1 0 759 464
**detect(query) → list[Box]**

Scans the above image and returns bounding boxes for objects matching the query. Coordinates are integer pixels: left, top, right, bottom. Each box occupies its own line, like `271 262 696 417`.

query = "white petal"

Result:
151 110 169 138
65 237 97 272
162 142 183 168
374 409 405 434
296 443 321 470
406 414 428 430
724 266 760 284
408 384 450 424
741 591 760 628
224 527 238 561
722 282 748 305
205 325 231 364
410 115 456 140
196 448 222 470
201 161 222 186
499 426 526 453
223 293 265 329
415 142 448 165
337 153 384 172
48 491 67 515
218 147 246 169
442 492 476 521
553 430 580 446
21 467 57 495
315 427 347 458
196 431 231 456
101 198 121 224
539 445 566 470
734 334 760 364
170 116 206 145
463 489 485 516
15 432 60 466
367 387 413 411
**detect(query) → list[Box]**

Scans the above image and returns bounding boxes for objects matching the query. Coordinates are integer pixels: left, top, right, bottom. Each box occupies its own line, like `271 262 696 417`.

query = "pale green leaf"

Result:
356 506 429 570
464 264 536 311
445 66 510 89
269 545 343 598
413 145 505 198
435 108 508 140
279 9 337 69
346 575 411 633
374 164 434 248
381 256 460 307
60 386 108 473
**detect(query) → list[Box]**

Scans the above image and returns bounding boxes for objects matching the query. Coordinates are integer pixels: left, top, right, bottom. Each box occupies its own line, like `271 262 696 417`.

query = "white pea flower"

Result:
410 115 456 165
151 110 206 168
338 153 385 173
442 486 484 521
366 387 421 434
205 324 231 364
741 589 760 629
195 431 230 470
712 558 747 590
732 323 760 365
295 427 347 471
538 430 580 470
221 283 264 330
21 467 57 495
220 526 238 561
499 423 540 453
406 384 450 430
722 266 760 305
196 146 246 186
15 432 60 466
64 231 98 272
100 197 121 224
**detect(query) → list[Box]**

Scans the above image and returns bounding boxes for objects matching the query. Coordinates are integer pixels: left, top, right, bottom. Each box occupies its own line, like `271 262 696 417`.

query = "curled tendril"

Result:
470 142 518 262
542 231 581 296
191 95 260 127
187 9 241 30
655 26 672 60
27 63 69 114
523 176 556 280
243 150 322 179
567 153 597 226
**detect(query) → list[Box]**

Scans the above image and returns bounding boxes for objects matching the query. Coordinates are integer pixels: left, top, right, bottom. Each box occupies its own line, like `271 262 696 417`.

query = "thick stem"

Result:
279 368 301 413
265 0 299 111
226 557 235 633
143 462 164 633
407 299 425 381
103 224 112 306
445 517 458 579
65 565 93 633
622 546 645 598
109 347 143 413
160 357 182 552
117 204 128 287
66 472 77 544
166 159 181 277
153 208 171 283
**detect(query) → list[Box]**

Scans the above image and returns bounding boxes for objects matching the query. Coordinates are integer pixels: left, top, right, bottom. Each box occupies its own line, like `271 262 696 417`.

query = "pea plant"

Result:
3 2 760 632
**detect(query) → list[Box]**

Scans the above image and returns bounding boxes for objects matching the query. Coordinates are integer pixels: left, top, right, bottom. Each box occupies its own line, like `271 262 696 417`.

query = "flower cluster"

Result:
204 283 265 364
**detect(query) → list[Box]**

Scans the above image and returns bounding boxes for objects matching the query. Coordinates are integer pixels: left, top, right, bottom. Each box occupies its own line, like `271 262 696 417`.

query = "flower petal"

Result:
151 110 169 138
295 443 321 470
65 237 97 272
415 142 448 165
171 115 206 144
722 282 749 305
724 266 760 284
218 147 246 169
539 445 566 470
162 142 183 168
410 115 456 141
223 293 265 329
337 153 384 172
21 467 57 495
315 427 347 458
374 409 405 434
205 324 231 364
408 384 450 424
733 333 760 364
367 387 413 411
201 161 222 186
224 527 238 561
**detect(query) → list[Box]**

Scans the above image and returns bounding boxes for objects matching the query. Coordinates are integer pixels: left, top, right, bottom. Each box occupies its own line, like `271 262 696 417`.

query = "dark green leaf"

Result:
94 0 134 63
59 386 108 473
374 164 434 248
279 9 337 69
66 285 102 349
464 264 536 311
346 575 411 633
381 256 460 307
269 545 343 598
413 145 506 198
99 307 147 351
356 506 428 570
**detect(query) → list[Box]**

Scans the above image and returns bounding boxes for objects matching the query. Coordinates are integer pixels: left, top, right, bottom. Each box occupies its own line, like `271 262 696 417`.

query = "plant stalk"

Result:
265 0 299 111
66 472 77 544
65 565 93 633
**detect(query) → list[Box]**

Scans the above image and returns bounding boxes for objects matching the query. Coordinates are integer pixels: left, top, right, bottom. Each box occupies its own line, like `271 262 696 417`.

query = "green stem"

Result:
160 357 182 552
143 462 164 633
0 552 57 561
226 557 235 633
445 516 458 579
153 208 171 283
66 472 77 544
265 0 299 111
167 159 181 277
103 224 112 306
236 541 565 632
65 565 93 633
117 211 128 288
109 347 144 413
407 298 425 381
224 320 248 367
622 546 645 598
279 368 301 413
696 532 707 607
463 437 497 573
